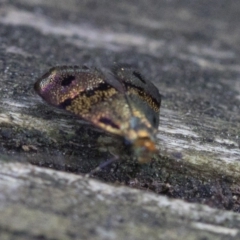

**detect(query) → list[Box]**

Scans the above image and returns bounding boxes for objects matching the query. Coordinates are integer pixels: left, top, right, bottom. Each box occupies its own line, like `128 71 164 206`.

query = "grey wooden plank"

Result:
0 161 239 240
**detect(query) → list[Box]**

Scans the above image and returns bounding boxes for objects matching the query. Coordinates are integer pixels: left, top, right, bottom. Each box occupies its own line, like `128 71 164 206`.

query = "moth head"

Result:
127 117 158 163
132 130 158 163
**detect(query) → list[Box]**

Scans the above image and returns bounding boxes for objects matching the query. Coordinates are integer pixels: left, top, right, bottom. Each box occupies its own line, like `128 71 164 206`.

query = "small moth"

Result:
34 65 161 164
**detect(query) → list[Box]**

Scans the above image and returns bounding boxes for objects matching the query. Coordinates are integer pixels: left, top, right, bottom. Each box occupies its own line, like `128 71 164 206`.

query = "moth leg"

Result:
85 154 119 178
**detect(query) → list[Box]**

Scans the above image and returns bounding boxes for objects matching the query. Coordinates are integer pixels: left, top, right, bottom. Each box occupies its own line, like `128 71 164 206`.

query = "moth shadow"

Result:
28 124 147 182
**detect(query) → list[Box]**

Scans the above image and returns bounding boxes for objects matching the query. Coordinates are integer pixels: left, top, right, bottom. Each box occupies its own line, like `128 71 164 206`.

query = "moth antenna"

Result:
85 154 119 178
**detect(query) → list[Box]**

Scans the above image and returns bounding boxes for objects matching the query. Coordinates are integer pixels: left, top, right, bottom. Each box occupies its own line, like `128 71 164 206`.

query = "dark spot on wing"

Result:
61 75 75 86
59 98 72 108
99 117 120 129
85 89 95 97
132 71 146 84
84 83 111 97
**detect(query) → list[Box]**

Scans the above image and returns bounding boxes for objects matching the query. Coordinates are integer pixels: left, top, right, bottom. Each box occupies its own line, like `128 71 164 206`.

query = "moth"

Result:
34 65 161 164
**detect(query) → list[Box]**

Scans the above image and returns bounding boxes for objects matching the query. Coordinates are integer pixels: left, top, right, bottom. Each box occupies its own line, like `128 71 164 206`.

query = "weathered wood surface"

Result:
0 0 240 239
1 162 240 240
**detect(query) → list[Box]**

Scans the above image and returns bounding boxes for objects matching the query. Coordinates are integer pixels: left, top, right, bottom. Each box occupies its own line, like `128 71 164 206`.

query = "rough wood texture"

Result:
0 0 240 239
1 162 240 240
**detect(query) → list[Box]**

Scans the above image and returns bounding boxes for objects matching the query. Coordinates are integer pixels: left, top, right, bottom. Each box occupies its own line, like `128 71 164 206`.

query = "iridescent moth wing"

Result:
34 65 161 163
111 66 161 162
